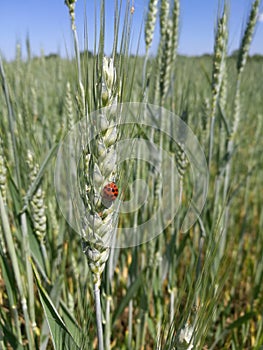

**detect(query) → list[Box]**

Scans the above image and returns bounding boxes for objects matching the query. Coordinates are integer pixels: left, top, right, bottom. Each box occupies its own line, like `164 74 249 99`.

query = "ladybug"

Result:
101 182 119 203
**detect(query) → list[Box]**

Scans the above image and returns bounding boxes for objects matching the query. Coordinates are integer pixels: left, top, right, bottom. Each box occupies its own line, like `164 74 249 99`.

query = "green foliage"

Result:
0 0 263 349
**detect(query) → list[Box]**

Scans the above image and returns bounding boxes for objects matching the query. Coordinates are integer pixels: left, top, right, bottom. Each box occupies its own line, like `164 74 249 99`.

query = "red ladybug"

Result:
102 182 119 202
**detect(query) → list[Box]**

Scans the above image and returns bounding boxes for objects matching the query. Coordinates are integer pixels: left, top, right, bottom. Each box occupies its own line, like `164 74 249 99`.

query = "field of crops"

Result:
1 1 263 349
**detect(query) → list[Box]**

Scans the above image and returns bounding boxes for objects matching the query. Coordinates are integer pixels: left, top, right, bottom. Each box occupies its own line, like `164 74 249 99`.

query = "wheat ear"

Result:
27 150 49 275
208 5 228 172
145 0 159 52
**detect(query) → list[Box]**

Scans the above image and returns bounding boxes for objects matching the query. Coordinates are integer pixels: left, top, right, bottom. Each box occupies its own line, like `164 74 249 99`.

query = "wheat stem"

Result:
94 281 104 350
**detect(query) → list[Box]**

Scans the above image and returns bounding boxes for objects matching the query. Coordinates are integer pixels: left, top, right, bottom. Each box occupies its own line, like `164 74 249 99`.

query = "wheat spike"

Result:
211 7 228 118
237 0 260 75
82 57 119 287
27 151 47 243
145 0 159 52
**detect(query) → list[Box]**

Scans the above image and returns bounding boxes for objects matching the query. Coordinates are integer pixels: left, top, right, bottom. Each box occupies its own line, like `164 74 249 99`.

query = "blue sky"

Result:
1 0 263 60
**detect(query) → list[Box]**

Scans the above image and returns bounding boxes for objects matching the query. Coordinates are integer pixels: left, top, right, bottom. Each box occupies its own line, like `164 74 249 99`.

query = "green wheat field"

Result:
0 1 263 349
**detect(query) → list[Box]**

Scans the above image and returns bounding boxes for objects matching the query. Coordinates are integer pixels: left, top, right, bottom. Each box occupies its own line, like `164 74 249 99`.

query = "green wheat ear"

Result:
176 142 189 180
208 4 228 171
171 0 180 63
81 57 119 282
65 81 75 131
237 0 260 75
211 6 228 119
232 0 260 137
27 150 47 244
160 0 170 39
153 0 180 104
26 150 50 276
145 0 159 52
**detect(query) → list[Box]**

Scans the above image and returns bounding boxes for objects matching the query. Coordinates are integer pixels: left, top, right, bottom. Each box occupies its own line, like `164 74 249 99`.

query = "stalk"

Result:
104 293 112 350
21 212 36 331
94 281 104 350
0 137 7 254
128 298 133 347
